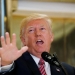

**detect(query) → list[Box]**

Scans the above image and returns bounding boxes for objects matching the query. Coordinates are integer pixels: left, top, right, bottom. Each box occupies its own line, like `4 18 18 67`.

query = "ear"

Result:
20 37 26 46
50 33 54 42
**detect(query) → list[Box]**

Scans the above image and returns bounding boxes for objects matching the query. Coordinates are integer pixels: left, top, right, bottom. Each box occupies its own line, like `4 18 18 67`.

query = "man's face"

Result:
22 19 53 58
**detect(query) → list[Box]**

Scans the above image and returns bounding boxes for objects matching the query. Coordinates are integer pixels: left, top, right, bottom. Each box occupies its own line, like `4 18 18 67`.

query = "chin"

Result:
37 50 46 53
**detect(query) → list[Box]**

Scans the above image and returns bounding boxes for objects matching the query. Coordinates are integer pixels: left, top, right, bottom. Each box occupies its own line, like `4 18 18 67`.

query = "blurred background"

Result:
0 0 75 66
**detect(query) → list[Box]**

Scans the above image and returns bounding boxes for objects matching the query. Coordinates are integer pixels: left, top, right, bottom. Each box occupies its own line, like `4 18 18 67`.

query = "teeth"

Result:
37 40 42 42
36 39 44 44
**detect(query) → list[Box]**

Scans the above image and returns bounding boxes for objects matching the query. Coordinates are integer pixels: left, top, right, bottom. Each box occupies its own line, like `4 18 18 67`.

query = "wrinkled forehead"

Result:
25 19 51 29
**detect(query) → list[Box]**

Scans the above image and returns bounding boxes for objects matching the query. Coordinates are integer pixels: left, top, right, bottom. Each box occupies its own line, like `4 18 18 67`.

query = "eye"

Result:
29 29 34 33
40 27 46 30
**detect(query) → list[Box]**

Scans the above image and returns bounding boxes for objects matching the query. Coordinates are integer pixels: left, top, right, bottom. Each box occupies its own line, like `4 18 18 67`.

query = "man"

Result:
0 13 75 75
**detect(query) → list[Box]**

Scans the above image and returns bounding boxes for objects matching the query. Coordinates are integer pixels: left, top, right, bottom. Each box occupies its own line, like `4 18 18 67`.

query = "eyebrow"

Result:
27 25 45 30
27 26 34 29
40 25 44 27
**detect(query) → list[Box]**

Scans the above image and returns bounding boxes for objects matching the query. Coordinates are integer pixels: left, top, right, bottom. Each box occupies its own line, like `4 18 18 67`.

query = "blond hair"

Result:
20 13 52 39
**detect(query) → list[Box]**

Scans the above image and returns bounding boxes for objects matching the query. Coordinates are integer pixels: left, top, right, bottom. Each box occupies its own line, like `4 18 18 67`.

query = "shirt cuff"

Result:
0 57 1 72
1 63 13 72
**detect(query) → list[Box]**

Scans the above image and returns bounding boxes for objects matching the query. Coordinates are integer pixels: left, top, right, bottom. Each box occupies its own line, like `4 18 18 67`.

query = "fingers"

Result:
12 33 16 46
6 33 16 46
0 48 1 57
1 32 16 47
5 32 10 45
1 32 10 47
1 36 6 47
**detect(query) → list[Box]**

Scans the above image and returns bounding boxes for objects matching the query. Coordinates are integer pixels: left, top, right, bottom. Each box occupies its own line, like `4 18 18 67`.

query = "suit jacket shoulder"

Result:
62 62 75 75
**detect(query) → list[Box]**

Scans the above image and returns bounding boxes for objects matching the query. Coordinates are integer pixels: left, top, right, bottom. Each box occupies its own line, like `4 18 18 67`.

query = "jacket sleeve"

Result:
0 63 15 75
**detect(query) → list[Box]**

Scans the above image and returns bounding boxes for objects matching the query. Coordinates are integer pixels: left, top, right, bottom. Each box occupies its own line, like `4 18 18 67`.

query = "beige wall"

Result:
10 15 26 49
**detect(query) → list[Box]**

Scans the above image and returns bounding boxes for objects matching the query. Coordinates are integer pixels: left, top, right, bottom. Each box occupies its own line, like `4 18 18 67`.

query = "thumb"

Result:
17 46 28 57
20 46 28 53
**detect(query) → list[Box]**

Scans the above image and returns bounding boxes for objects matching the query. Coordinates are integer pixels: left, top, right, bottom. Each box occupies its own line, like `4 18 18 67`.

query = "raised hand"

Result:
0 32 28 66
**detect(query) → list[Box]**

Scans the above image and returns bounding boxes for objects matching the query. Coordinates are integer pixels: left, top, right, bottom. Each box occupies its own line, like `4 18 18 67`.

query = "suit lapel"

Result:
22 51 41 75
50 64 65 75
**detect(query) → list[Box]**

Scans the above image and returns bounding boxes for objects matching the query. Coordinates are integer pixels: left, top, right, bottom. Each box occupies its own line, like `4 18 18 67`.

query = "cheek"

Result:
25 36 34 45
24 36 28 45
46 34 53 43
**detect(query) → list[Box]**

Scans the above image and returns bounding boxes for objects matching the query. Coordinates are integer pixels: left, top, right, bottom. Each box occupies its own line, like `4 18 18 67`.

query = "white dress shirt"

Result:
31 54 51 75
0 54 51 75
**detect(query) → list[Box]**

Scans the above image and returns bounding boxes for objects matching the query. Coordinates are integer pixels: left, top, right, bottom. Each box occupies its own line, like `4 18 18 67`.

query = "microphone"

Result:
41 52 60 67
41 52 68 75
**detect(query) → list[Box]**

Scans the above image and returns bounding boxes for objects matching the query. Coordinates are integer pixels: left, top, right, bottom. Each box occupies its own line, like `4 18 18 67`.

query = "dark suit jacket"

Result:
1 51 75 75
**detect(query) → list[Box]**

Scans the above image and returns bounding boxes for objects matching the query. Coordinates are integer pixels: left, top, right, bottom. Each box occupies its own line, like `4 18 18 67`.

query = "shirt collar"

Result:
30 54 49 68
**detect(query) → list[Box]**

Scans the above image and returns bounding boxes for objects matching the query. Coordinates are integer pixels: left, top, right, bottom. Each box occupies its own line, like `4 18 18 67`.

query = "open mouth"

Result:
36 40 44 45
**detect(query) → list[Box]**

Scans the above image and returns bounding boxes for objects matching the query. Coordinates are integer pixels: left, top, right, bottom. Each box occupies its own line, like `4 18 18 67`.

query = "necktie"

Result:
38 58 47 75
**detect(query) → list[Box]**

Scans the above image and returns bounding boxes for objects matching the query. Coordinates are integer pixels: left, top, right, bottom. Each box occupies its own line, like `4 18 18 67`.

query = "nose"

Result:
35 29 41 37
